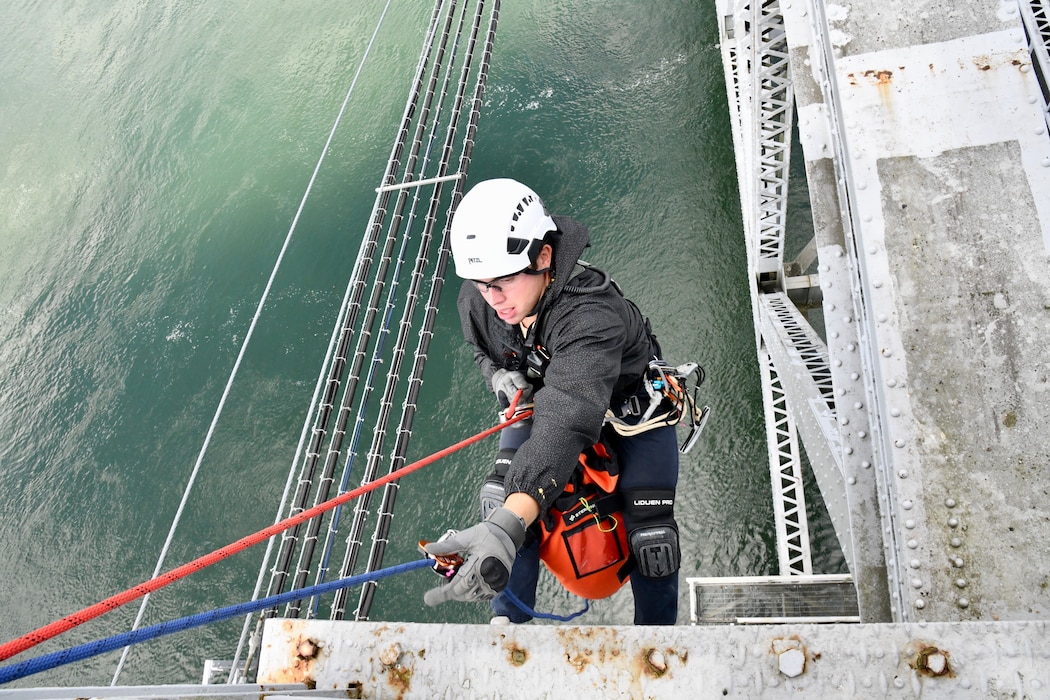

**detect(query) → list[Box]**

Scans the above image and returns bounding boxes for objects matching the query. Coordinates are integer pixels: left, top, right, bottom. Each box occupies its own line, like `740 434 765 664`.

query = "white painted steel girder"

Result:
257 618 1050 699
782 0 1050 626
810 249 897 622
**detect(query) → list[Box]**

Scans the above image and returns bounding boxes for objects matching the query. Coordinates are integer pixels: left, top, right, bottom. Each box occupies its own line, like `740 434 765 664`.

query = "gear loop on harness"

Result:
604 359 711 453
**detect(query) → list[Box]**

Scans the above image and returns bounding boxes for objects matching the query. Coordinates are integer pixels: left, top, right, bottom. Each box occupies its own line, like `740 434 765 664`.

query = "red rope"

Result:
0 410 531 662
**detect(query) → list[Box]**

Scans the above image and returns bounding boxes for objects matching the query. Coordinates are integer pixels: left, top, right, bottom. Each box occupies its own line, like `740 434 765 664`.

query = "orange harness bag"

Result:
538 440 632 600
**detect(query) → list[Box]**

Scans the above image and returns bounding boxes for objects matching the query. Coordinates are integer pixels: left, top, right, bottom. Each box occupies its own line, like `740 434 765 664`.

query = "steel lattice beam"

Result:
758 351 813 576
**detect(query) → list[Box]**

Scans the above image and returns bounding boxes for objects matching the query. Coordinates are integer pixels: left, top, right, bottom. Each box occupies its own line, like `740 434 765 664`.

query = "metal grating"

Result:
688 575 859 625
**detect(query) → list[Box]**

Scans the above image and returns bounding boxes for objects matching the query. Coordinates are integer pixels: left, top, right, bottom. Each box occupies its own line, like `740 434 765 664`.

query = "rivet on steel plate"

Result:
644 649 668 676
912 645 953 677
778 648 806 678
297 639 319 660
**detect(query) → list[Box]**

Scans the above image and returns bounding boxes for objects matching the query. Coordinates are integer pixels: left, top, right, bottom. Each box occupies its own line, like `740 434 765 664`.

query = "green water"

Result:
0 0 829 686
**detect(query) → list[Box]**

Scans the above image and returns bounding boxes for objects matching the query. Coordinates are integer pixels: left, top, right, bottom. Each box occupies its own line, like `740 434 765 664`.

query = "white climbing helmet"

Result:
450 178 557 279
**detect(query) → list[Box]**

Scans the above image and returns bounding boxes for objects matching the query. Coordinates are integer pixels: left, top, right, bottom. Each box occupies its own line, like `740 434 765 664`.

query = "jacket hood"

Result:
535 214 590 312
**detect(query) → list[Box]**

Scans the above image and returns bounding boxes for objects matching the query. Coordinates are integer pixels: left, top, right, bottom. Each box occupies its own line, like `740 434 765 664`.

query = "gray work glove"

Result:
491 369 533 408
423 507 527 606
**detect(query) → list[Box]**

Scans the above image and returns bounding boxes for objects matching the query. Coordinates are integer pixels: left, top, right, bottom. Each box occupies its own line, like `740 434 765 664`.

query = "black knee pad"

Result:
628 524 680 578
624 488 680 578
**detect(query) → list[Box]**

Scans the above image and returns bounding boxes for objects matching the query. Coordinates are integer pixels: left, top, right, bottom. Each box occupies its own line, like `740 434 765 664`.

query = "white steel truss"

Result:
720 0 894 622
758 350 812 576
749 0 794 281
1020 0 1050 128
723 0 821 580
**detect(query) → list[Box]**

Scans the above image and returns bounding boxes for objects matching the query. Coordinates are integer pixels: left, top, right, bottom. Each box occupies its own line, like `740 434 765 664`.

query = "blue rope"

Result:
0 559 431 685
502 589 590 622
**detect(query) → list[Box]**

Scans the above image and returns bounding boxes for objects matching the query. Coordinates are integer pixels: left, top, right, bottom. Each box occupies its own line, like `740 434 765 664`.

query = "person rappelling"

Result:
422 178 707 624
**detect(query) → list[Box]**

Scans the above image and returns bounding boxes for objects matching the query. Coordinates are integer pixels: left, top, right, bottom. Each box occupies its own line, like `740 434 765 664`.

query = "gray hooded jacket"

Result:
457 215 658 511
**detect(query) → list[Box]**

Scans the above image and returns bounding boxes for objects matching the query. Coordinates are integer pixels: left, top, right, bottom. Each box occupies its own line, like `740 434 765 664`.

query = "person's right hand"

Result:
422 507 526 606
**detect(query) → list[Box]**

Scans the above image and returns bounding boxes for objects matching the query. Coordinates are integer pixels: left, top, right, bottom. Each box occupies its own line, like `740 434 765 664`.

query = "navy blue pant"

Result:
490 419 680 625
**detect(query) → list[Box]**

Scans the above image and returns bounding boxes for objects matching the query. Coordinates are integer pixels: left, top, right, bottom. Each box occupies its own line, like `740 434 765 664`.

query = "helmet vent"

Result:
506 237 528 255
511 195 533 224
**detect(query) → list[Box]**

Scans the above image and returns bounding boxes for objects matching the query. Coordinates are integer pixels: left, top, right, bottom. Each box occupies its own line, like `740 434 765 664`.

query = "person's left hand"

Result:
490 369 533 408
423 507 526 605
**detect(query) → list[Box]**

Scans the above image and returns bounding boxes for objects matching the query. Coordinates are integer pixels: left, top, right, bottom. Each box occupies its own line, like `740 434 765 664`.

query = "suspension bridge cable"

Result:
108 1 395 680
332 0 464 619
0 411 530 664
0 560 430 686
255 0 446 618
357 0 500 620
348 0 473 599
223 0 399 680
235 0 454 676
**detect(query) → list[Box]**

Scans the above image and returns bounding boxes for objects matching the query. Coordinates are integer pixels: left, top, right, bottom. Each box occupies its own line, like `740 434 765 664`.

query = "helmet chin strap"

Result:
522 271 554 325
